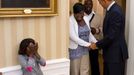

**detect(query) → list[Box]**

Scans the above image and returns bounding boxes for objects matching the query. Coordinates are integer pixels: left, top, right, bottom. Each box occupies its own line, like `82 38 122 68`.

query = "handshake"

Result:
89 42 98 50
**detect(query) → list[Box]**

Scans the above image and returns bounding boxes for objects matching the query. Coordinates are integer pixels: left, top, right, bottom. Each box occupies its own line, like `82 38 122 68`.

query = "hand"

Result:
34 52 41 60
26 43 35 56
33 43 40 59
27 42 39 58
34 42 38 53
91 27 96 35
90 42 97 50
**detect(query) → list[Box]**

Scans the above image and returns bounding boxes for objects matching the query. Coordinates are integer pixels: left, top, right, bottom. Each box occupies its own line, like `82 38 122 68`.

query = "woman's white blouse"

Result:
69 15 97 49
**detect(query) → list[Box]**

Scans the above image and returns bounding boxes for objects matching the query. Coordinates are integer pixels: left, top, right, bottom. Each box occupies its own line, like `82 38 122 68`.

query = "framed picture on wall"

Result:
79 0 83 2
0 0 57 17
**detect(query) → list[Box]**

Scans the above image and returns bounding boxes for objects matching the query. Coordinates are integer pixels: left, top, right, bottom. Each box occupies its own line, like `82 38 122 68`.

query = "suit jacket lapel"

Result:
103 3 117 35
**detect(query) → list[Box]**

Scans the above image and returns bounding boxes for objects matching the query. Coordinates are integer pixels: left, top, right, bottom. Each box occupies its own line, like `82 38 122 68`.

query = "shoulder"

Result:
70 15 78 27
70 15 74 20
18 55 27 60
70 15 75 23
110 3 123 15
18 55 24 58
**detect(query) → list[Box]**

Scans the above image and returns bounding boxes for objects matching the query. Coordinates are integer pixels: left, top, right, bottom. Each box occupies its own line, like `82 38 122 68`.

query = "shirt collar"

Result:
107 1 115 11
84 11 95 17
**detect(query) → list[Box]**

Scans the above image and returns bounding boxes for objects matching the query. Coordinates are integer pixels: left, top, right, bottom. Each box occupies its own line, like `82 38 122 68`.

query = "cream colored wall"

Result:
0 0 69 68
70 0 78 14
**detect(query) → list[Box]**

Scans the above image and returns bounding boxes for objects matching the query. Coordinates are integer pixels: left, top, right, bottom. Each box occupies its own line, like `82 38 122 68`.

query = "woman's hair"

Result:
18 38 35 55
73 2 84 14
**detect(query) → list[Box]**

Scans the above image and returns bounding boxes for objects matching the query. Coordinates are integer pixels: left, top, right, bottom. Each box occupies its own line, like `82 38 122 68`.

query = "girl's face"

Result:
74 11 84 22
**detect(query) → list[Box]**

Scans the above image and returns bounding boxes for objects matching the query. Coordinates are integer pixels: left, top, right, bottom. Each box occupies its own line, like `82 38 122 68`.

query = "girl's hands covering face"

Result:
26 43 35 56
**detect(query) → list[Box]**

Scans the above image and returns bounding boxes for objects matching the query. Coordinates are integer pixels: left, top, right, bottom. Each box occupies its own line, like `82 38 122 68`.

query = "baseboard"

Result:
0 58 70 75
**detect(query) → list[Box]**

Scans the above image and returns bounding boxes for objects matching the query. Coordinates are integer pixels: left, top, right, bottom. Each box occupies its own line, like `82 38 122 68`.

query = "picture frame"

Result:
79 0 83 2
0 0 57 17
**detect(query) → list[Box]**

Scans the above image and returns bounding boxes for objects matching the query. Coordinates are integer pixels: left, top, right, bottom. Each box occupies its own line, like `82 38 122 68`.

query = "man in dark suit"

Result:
90 0 128 75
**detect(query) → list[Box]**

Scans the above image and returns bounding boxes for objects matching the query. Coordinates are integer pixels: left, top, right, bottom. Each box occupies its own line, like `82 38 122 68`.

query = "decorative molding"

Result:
0 58 70 75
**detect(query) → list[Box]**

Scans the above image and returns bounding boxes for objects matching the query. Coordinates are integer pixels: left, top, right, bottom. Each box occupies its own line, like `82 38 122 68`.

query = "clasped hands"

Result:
89 42 98 50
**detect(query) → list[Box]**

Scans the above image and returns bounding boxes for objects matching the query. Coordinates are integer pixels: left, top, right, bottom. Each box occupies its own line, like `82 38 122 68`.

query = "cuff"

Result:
96 28 101 34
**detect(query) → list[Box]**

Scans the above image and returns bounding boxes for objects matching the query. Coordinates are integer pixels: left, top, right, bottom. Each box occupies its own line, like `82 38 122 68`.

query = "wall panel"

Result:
0 0 69 68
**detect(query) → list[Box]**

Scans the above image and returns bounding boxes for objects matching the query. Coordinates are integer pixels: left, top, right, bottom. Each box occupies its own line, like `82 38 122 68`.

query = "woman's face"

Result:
74 11 84 22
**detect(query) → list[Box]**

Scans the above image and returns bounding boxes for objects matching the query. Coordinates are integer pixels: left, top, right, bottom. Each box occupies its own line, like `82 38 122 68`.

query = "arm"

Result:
91 14 103 35
33 43 46 66
70 18 91 47
34 53 46 66
36 57 46 66
96 15 103 34
89 32 97 43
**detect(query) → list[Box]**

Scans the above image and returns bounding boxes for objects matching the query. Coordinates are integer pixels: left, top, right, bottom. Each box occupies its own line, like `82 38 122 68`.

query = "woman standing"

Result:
69 3 97 75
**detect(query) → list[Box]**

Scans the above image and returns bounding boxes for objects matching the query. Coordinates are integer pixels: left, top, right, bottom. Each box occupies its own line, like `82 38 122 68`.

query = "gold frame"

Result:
79 0 83 2
0 0 57 17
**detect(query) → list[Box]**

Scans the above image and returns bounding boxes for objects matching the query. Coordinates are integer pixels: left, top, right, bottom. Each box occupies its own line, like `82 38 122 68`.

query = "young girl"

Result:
18 38 46 75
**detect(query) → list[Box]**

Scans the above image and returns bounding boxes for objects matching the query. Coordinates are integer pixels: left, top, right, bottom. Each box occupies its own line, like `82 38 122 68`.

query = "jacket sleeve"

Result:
69 18 91 47
36 57 46 66
89 32 97 43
